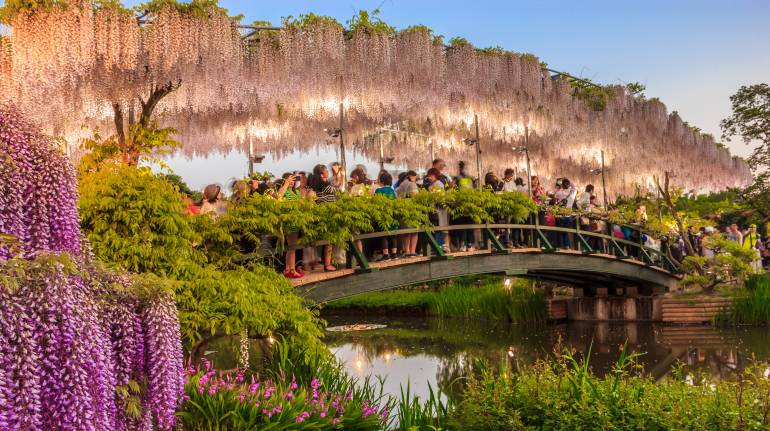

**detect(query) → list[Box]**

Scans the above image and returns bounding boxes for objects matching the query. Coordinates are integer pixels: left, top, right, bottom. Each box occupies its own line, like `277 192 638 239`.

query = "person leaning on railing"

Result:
452 161 477 252
425 168 451 252
484 172 510 248
396 170 420 257
373 171 399 261
276 172 304 279
308 164 340 272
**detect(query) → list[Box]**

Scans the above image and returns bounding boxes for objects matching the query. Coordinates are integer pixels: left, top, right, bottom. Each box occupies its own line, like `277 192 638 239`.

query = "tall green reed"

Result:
731 274 770 324
396 381 452 431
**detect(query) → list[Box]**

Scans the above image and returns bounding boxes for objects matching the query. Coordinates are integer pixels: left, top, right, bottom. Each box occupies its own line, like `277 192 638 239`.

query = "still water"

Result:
323 314 770 401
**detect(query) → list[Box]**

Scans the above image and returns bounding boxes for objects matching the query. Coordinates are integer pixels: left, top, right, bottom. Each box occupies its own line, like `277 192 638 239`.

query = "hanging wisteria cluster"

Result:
0 104 184 430
0 1 752 195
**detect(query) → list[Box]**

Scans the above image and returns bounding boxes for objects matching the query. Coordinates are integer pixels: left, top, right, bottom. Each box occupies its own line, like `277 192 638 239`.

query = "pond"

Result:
323 313 770 402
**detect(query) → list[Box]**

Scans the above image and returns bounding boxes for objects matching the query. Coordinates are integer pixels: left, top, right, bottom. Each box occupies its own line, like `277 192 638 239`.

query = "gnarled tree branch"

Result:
139 79 182 129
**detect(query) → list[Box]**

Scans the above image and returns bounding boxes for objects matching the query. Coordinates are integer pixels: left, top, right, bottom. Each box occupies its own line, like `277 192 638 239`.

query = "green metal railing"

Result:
281 220 681 275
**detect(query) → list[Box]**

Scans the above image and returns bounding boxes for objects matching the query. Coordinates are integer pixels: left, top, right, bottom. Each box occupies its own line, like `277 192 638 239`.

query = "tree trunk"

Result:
139 80 182 129
111 80 182 165
654 172 696 256
112 103 130 164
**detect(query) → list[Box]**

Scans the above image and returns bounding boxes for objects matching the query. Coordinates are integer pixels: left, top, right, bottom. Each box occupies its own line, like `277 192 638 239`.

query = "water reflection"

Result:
324 314 770 401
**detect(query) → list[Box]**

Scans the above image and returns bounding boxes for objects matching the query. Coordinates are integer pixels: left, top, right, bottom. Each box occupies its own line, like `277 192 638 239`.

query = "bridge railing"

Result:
276 219 682 276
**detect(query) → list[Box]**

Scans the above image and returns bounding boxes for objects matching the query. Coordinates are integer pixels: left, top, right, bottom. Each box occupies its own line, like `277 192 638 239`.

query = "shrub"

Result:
450 345 770 430
78 165 324 353
682 234 757 293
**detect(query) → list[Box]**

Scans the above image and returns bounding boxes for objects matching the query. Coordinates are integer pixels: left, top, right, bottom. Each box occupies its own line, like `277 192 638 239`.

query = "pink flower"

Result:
295 411 310 423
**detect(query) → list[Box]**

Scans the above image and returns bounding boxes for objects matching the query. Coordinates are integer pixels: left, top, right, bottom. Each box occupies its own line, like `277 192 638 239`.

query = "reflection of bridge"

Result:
293 224 681 303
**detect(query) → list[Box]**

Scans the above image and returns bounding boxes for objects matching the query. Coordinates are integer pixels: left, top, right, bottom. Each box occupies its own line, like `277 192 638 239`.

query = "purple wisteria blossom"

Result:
0 104 80 257
1 105 185 430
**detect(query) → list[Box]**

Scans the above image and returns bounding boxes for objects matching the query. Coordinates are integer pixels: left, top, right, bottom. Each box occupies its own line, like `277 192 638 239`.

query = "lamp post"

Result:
513 153 532 199
589 150 608 208
513 126 536 244
512 125 533 195
376 134 394 171
378 131 384 171
601 150 607 207
324 102 346 191
248 139 254 177
247 138 265 177
463 114 482 190
338 102 346 187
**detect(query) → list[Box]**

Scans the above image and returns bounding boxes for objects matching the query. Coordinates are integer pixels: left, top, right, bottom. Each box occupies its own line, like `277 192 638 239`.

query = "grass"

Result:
325 276 547 323
730 274 770 324
447 344 770 431
397 381 452 431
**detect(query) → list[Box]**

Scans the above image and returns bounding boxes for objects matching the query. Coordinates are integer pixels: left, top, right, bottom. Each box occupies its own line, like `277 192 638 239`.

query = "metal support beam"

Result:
421 231 452 260
609 238 628 259
485 227 509 254
576 233 594 254
535 228 555 251
346 239 376 273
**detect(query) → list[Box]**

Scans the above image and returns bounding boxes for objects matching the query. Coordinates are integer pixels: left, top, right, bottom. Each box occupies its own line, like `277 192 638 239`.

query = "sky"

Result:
3 0 769 189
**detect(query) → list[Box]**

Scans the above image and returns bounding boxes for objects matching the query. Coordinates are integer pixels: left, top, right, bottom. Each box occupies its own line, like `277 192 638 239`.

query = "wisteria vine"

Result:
0 104 184 430
0 1 752 195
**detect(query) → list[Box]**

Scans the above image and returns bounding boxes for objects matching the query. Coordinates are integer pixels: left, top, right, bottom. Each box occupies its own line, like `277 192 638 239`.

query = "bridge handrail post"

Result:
347 238 374 272
422 229 450 259
535 227 555 251
484 225 508 253
609 237 628 259
635 228 653 265
574 217 592 253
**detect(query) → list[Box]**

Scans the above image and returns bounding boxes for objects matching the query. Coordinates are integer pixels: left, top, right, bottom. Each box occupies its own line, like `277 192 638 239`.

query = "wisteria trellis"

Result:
0 1 752 195
0 104 184 430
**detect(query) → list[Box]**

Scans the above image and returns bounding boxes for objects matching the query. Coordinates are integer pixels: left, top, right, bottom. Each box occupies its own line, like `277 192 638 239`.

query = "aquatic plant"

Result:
397 381 452 431
730 274 770 324
326 277 547 323
450 345 770 430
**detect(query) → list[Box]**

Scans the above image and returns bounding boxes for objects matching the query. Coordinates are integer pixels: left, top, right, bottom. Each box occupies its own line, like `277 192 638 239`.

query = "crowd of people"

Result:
682 223 770 271
180 158 769 279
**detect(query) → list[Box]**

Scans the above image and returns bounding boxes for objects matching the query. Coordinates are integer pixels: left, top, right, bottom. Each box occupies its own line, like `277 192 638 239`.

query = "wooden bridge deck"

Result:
293 247 680 303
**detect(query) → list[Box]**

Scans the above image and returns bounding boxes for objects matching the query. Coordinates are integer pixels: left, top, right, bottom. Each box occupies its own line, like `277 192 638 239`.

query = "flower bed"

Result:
179 360 391 430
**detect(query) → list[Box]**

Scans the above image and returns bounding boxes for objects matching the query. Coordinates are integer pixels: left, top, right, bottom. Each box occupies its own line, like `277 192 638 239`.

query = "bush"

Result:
681 234 757 293
78 164 324 353
221 188 535 253
449 345 770 430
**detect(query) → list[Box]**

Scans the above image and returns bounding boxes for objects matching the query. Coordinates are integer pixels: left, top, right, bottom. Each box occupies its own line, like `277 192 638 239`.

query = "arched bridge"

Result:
291 224 682 303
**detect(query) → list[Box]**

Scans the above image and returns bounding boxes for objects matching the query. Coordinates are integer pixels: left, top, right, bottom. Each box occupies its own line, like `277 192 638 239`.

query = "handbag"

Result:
544 212 556 226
